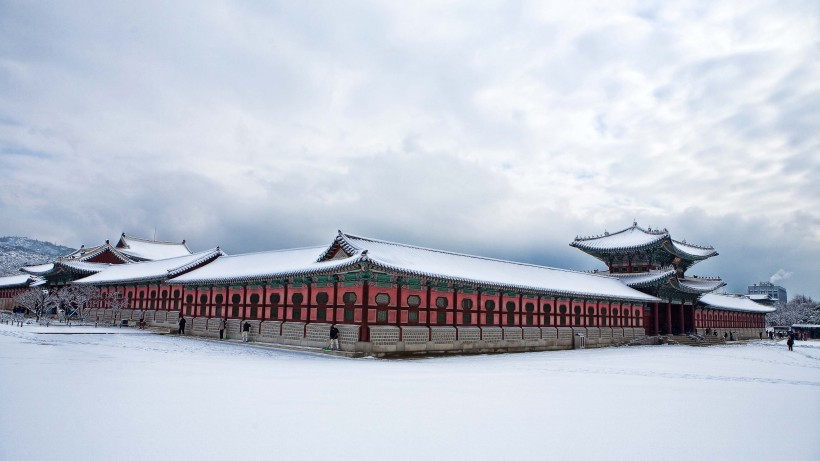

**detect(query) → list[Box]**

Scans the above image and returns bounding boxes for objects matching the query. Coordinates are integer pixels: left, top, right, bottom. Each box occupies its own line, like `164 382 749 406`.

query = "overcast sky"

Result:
1 1 818 298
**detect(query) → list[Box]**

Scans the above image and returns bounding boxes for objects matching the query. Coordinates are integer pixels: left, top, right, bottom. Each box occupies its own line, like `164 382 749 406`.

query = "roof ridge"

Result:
221 245 328 259
671 238 715 250
341 232 626 280
573 223 668 242
121 233 187 246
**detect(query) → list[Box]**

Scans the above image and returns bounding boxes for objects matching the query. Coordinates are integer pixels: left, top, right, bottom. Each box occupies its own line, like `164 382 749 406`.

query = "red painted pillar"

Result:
653 303 659 336
666 301 672 335
680 303 685 334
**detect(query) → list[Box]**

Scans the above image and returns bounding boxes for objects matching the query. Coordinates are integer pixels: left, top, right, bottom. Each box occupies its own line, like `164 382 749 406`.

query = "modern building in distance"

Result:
747 282 787 304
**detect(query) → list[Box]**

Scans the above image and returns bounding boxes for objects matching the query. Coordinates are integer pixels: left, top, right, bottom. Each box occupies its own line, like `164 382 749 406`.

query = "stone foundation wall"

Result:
113 310 654 355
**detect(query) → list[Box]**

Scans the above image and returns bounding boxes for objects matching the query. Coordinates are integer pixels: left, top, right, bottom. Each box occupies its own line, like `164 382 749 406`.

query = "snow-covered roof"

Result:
74 249 223 285
698 293 776 313
667 240 718 260
170 232 659 302
116 234 192 261
571 223 717 262
55 260 112 275
337 232 658 301
676 277 725 293
168 246 359 285
747 294 772 301
571 223 668 252
65 243 133 264
20 263 56 275
0 274 37 289
607 270 676 288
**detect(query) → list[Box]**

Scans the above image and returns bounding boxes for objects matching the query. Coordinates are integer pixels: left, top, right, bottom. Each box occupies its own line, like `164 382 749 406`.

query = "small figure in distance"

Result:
787 333 794 351
242 321 251 342
178 315 186 335
219 317 227 340
329 325 340 351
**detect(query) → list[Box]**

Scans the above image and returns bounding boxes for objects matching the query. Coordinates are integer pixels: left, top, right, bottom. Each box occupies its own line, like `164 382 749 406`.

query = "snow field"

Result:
0 324 818 461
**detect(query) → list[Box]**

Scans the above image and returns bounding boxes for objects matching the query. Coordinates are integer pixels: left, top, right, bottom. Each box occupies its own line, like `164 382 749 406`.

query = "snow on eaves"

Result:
341 233 659 302
169 246 363 285
607 270 676 288
20 263 56 275
571 224 667 252
117 234 192 261
0 274 37 288
699 293 776 313
168 232 660 302
73 249 222 285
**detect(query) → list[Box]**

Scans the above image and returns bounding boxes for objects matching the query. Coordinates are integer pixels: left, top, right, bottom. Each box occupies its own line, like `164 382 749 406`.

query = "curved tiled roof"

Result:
677 276 725 293
74 249 223 285
607 269 676 288
571 224 668 252
169 232 659 303
699 293 776 313
667 240 718 260
168 246 362 285
0 274 37 289
116 233 192 261
20 263 57 276
55 260 112 275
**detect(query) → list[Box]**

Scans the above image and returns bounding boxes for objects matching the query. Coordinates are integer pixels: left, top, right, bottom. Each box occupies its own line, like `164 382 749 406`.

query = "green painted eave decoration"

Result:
375 273 392 287
315 275 330 287
342 272 360 287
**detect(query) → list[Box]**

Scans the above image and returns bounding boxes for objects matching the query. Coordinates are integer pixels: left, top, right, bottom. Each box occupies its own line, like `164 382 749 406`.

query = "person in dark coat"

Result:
329 325 340 351
219 317 227 340
787 335 794 351
242 321 251 342
178 316 186 335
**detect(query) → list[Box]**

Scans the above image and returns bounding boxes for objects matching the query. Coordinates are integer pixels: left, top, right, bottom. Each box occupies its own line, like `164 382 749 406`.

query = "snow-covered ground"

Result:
1 324 818 461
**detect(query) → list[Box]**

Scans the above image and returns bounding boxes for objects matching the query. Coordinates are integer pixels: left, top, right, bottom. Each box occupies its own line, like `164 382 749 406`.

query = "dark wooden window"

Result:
485 300 496 325
375 293 390 306
506 301 516 325
316 292 329 305
343 292 357 305
407 295 421 308
525 302 535 326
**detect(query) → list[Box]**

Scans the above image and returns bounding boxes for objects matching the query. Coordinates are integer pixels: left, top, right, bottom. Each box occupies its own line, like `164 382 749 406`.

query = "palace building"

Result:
1 226 773 355
571 222 773 337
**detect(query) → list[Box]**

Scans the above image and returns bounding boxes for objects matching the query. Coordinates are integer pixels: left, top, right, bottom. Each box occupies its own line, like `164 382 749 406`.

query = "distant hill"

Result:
0 236 76 276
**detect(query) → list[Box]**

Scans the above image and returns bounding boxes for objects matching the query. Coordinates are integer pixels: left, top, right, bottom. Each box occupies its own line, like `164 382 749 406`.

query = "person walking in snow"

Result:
139 310 146 330
219 317 227 340
329 325 340 351
787 335 794 351
178 315 186 335
242 321 251 342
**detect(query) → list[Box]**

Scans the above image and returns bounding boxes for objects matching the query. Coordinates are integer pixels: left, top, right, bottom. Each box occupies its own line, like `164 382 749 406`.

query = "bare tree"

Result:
101 291 128 326
54 285 101 323
13 289 50 322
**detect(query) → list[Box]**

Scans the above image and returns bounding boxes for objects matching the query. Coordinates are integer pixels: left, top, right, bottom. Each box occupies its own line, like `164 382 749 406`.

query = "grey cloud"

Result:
1 1 819 298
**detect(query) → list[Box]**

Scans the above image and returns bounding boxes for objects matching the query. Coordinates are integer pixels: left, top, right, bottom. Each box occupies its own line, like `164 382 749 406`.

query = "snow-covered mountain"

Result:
0 236 76 276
